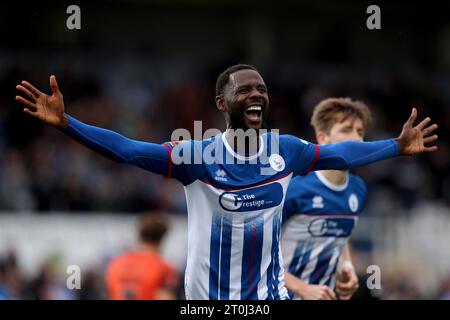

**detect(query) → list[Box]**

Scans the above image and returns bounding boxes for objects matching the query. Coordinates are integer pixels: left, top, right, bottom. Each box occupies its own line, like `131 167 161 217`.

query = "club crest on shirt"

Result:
269 154 285 172
312 195 324 209
348 193 359 212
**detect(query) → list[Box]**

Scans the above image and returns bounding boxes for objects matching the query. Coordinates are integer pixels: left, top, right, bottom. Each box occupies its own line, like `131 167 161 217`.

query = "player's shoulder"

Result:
163 139 192 151
290 171 317 185
348 173 366 187
279 134 313 146
163 134 219 156
165 133 220 146
106 251 131 273
286 172 320 199
348 173 367 193
200 132 222 144
278 134 315 161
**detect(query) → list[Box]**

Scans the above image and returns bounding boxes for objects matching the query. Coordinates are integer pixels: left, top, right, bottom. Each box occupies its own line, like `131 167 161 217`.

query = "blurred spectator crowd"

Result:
0 59 449 214
2 245 450 300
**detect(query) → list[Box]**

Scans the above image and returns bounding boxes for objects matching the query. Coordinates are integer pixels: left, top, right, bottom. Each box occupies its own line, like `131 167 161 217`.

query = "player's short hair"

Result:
310 97 372 134
138 212 169 244
215 64 259 96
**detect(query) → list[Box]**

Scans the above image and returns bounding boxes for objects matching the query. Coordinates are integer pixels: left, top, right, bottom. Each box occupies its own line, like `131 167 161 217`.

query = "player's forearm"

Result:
61 115 142 162
285 271 307 295
313 139 399 171
339 242 354 266
61 115 170 174
338 242 354 270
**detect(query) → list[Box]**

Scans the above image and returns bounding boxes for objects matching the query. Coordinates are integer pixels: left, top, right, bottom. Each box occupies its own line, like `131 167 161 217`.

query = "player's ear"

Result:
216 94 225 112
316 131 328 144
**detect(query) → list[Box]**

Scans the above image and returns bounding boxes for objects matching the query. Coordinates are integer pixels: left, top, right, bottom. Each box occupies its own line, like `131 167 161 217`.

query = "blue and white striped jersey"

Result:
62 115 397 300
164 132 319 300
281 171 367 299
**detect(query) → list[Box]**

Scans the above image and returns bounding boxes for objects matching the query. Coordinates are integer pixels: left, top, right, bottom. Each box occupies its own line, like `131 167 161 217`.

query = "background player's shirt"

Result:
106 250 178 300
281 171 367 299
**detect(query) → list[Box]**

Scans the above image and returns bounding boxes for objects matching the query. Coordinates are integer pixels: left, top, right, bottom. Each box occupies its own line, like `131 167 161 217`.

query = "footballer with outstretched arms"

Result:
15 65 438 300
281 98 373 300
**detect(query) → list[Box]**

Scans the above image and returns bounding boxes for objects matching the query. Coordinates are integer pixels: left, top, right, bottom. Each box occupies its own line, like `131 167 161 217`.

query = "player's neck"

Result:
224 129 261 157
318 170 348 187
138 242 160 254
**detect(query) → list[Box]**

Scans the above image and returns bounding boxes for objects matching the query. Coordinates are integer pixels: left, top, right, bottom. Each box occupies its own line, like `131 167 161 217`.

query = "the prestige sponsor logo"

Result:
308 217 355 237
219 183 283 212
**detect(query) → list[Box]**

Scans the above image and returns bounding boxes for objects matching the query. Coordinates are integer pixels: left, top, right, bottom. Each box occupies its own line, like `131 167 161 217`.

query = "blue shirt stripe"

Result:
293 240 314 280
288 242 305 274
324 256 340 287
241 215 264 299
308 244 336 285
209 214 222 299
266 212 282 299
219 215 232 299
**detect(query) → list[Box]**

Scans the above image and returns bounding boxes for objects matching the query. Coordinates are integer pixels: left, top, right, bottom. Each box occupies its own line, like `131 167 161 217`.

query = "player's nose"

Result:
248 88 266 102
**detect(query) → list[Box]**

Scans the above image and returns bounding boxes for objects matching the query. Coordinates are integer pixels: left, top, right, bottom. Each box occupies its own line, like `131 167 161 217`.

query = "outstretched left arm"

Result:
310 108 438 171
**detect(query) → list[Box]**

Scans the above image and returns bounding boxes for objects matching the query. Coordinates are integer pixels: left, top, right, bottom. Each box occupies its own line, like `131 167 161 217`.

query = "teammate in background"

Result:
15 65 438 299
106 213 178 300
281 98 371 300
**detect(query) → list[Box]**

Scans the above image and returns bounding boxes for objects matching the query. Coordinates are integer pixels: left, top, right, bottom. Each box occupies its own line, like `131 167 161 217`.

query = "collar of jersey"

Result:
315 171 349 191
221 131 265 161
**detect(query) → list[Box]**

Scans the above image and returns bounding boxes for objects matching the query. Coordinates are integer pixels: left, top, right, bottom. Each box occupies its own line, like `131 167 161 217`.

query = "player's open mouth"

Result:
244 105 263 122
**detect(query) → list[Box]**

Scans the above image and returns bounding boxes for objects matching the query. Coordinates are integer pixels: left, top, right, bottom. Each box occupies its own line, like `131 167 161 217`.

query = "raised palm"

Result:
396 108 438 155
15 75 67 129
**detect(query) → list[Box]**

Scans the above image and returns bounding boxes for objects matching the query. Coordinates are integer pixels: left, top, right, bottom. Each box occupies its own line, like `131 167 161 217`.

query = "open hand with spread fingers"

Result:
15 75 68 129
396 108 438 155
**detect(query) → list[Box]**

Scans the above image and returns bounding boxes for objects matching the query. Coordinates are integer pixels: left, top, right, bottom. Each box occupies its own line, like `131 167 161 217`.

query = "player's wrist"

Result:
394 137 405 155
57 113 69 129
339 260 354 270
337 260 355 280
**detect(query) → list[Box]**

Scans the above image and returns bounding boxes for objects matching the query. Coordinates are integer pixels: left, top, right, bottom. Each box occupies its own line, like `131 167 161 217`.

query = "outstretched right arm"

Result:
15 75 171 176
62 115 170 175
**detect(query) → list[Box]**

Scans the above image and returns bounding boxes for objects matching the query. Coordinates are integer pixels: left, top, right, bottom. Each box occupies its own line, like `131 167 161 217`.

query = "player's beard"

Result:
227 107 269 131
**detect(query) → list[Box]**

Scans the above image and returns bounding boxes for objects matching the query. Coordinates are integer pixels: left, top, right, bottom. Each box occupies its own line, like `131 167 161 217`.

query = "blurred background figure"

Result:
0 250 23 300
436 276 450 300
105 212 179 300
25 252 79 300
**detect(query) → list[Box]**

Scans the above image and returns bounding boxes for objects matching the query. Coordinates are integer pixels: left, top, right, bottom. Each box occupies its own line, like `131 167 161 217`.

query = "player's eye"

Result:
258 86 267 93
238 88 249 94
